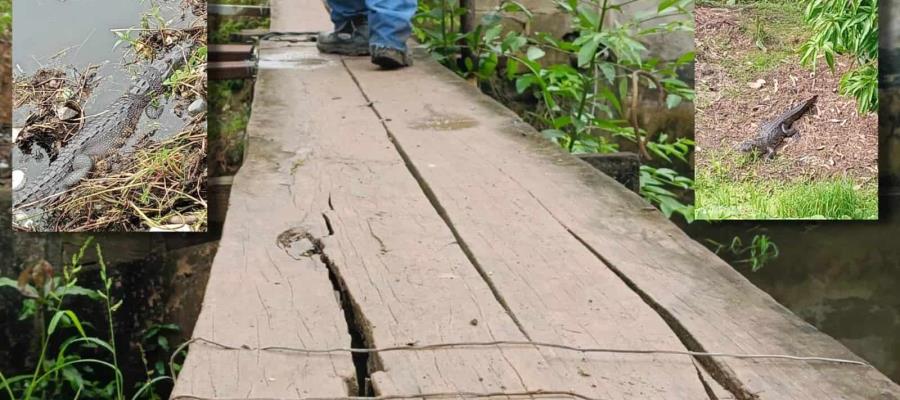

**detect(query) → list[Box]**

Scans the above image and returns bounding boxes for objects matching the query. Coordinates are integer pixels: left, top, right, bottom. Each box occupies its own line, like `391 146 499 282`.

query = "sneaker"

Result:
317 17 370 56
371 46 412 69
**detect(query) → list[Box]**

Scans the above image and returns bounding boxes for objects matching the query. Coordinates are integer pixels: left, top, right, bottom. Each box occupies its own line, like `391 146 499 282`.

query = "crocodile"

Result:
13 43 193 208
736 95 818 160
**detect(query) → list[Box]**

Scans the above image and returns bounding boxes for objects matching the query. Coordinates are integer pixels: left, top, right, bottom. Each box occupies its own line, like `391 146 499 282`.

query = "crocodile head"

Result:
156 42 194 73
130 42 195 96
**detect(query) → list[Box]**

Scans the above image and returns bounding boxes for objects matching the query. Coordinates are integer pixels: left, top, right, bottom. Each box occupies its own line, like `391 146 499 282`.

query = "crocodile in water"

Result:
13 43 193 208
735 95 818 160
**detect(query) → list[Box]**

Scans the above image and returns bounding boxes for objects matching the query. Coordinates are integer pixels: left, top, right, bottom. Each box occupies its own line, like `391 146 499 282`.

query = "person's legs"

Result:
317 0 370 55
366 0 417 68
327 0 366 28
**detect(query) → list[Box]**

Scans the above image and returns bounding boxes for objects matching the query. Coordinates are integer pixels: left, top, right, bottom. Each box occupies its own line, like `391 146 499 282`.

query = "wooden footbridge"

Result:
174 1 900 399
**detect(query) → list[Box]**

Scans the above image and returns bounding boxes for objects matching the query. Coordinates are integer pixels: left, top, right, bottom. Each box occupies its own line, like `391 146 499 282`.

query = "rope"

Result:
173 390 601 400
170 335 870 383
169 337 869 399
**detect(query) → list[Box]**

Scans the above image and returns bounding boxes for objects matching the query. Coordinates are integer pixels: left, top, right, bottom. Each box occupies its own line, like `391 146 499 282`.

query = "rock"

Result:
149 224 193 232
56 106 78 120
11 170 25 191
748 79 766 89
14 211 34 230
187 99 207 116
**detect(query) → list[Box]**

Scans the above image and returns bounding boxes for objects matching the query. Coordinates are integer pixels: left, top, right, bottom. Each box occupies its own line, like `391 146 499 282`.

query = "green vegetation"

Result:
706 234 779 271
414 0 696 221
0 0 9 35
209 0 271 43
208 0 270 176
800 0 878 114
0 240 184 400
696 151 878 220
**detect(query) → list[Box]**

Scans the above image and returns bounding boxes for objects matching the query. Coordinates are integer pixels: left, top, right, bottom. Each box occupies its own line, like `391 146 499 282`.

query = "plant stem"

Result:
570 0 609 152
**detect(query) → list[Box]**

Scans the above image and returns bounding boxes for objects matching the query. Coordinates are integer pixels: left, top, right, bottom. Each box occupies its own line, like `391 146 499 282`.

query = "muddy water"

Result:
12 0 188 181
684 193 900 384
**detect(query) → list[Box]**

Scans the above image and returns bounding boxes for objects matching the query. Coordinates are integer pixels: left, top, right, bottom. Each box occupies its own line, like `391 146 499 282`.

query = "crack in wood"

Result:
312 236 379 397
339 58 533 342
564 228 755 400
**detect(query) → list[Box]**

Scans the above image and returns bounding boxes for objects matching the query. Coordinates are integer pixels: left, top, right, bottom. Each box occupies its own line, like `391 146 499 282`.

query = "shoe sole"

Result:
317 42 370 56
371 55 410 69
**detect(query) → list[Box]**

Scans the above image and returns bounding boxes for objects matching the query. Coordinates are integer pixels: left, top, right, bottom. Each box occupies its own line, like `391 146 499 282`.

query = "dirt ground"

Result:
695 5 878 183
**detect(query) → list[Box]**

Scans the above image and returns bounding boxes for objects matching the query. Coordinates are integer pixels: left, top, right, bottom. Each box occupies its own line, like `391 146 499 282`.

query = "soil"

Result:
695 5 878 183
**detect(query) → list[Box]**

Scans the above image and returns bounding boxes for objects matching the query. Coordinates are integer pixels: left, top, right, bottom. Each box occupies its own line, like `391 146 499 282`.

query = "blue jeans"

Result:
327 0 417 50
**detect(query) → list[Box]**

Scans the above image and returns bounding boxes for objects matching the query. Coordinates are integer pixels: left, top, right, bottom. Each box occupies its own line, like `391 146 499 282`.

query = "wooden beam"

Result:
344 50 900 400
207 61 254 80
207 3 270 17
209 44 254 62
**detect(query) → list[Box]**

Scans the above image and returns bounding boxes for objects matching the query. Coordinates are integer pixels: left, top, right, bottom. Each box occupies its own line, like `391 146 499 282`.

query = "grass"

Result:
207 0 271 176
695 150 878 220
209 0 271 43
700 0 807 87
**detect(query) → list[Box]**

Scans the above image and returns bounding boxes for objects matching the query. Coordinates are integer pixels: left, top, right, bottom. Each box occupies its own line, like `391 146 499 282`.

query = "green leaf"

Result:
577 35 601 68
515 75 535 93
541 129 567 142
526 46 545 61
658 0 678 12
665 94 683 109
48 310 87 337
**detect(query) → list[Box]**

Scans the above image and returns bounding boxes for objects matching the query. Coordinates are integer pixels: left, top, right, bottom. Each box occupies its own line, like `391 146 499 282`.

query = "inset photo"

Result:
11 0 207 232
694 0 878 220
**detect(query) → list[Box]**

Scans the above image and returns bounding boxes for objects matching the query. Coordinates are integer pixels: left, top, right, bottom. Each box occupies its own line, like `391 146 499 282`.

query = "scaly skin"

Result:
14 43 193 207
736 95 818 159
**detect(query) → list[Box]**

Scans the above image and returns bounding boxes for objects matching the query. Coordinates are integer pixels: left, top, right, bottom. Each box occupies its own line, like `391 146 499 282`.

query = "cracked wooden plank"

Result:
170 1 355 398
344 50 900 400
343 58 712 398
248 41 604 397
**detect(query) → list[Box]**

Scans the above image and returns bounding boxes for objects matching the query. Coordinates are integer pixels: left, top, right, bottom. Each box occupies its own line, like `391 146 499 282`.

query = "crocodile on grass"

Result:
735 95 818 160
13 43 193 209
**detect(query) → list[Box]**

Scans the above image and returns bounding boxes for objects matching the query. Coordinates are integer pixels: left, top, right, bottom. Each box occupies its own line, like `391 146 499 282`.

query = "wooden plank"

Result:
171 1 356 398
208 4 271 18
270 0 332 33
208 61 255 80
344 51 900 400
342 59 711 398
267 44 564 397
209 44 254 62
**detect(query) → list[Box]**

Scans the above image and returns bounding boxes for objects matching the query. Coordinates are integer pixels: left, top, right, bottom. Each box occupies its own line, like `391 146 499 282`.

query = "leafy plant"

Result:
0 239 178 400
706 234 780 271
413 0 696 221
799 0 878 114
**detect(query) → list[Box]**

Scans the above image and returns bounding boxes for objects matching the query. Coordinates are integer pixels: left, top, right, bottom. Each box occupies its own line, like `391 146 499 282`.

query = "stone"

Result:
11 170 24 191
187 98 207 116
56 106 78 120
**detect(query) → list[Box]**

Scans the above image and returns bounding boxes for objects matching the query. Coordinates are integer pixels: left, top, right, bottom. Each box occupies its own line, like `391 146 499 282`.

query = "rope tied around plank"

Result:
173 336 870 366
170 337 871 399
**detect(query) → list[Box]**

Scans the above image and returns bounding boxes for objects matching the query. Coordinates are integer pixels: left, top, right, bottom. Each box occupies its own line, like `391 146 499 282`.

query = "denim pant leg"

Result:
327 0 367 29
366 0 417 50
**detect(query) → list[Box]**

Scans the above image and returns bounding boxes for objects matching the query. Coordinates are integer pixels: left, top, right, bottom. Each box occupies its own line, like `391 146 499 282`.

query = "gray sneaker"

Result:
371 46 412 69
317 17 370 56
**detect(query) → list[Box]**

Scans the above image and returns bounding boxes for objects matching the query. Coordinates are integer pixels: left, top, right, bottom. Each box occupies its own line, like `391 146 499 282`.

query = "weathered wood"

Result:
208 4 270 18
344 50 900 400
344 58 711 398
270 43 568 397
209 44 254 62
170 2 355 399
207 61 255 80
